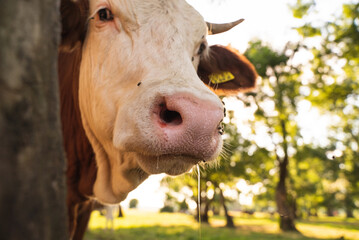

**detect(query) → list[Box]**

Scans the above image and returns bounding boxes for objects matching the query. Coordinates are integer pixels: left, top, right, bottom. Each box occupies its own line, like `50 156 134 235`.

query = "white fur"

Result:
79 0 223 204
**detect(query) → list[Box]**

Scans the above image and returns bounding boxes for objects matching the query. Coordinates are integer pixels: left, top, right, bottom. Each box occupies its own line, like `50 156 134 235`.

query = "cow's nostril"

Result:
159 103 182 126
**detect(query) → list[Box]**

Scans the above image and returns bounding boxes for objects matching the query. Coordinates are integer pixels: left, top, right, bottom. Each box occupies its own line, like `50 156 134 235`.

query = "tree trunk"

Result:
275 120 297 232
345 194 354 218
0 0 67 239
118 205 124 218
313 209 318 217
212 206 220 215
201 197 210 223
195 182 209 223
326 206 334 217
200 183 210 223
346 208 354 218
276 158 298 231
219 187 235 228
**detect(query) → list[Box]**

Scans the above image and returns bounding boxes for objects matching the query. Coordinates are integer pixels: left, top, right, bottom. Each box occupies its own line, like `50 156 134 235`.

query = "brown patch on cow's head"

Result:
60 0 89 52
198 45 258 95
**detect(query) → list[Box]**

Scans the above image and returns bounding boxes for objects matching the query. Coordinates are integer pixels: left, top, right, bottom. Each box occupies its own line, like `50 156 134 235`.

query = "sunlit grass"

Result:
88 210 198 229
85 209 359 240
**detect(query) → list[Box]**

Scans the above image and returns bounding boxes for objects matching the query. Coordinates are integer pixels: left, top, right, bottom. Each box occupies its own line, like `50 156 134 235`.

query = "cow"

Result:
59 0 257 239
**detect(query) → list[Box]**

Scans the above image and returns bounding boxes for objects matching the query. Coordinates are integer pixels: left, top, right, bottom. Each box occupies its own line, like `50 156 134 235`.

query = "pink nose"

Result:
153 93 224 160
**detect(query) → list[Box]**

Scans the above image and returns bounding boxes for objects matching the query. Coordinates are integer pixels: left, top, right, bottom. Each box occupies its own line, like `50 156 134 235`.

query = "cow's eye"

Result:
197 43 206 55
98 8 113 21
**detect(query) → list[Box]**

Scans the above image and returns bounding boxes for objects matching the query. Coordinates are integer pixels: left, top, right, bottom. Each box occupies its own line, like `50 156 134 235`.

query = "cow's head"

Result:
61 0 257 204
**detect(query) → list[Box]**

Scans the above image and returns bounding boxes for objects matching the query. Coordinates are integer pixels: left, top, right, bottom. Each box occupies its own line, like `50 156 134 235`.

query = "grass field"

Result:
85 209 359 240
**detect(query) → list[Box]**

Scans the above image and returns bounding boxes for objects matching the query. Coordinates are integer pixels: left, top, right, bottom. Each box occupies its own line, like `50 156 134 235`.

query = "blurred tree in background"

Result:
244 40 303 231
161 0 358 234
292 0 359 218
129 199 139 209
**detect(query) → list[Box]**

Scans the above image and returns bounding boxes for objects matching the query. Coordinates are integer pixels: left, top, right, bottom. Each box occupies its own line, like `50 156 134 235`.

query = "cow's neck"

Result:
58 47 97 201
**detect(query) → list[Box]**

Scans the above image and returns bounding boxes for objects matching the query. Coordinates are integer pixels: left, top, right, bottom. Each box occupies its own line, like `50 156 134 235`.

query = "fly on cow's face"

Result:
218 127 224 135
217 123 224 135
137 82 142 86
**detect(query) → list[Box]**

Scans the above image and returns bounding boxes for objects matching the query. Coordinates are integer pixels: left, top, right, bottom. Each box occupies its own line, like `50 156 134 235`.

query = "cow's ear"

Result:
60 0 89 52
198 45 258 94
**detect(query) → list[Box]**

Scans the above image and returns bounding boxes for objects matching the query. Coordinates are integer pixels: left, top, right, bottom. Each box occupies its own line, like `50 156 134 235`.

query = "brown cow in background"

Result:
59 0 257 239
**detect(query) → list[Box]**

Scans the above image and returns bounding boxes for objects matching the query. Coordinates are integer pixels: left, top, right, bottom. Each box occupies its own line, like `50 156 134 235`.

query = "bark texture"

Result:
0 0 67 239
275 120 297 232
219 187 235 228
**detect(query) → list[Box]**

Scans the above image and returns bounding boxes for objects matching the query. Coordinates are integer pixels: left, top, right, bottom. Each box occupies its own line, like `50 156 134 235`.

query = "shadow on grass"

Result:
85 224 324 240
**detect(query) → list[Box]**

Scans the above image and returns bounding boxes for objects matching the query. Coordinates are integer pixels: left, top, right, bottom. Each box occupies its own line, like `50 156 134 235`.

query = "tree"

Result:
129 199 139 209
292 144 333 218
245 40 303 231
0 0 68 239
199 114 244 228
292 1 359 218
201 110 274 228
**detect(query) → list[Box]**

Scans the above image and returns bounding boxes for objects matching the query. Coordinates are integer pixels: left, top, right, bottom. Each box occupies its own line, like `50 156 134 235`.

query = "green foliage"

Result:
296 24 321 37
293 0 359 218
159 205 174 213
245 40 308 230
244 40 289 77
160 1 359 228
292 0 313 18
129 199 139 209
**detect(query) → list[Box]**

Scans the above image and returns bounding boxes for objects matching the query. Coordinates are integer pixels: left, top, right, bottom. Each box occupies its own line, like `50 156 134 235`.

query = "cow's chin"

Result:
136 154 205 176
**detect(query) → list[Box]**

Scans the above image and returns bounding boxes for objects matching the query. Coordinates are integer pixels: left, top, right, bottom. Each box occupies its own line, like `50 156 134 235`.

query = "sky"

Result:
188 0 300 51
187 0 346 51
120 0 348 211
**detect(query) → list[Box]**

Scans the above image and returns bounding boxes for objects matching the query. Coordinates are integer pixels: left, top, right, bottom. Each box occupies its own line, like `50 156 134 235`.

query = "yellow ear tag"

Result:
208 71 235 84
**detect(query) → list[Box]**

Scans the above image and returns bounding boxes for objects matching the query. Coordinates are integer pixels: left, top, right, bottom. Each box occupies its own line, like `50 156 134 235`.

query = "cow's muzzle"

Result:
152 93 224 161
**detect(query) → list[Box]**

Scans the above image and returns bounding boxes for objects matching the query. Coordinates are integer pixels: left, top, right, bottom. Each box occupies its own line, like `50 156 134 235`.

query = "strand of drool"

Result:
197 164 202 240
